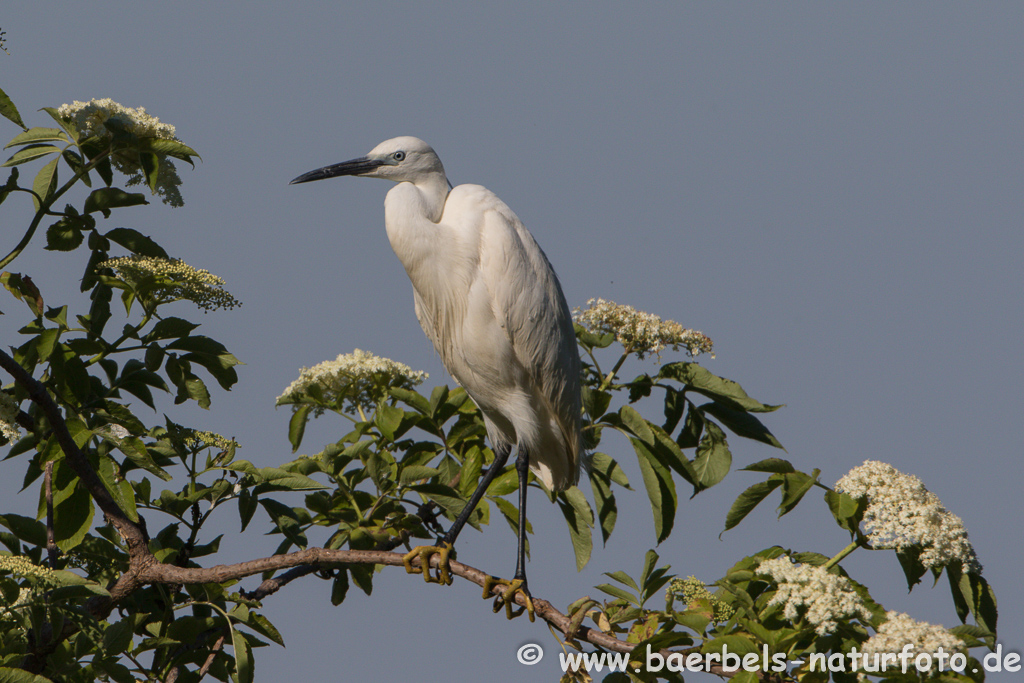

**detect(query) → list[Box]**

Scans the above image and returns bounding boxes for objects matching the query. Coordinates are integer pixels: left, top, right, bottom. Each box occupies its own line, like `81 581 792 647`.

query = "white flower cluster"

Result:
835 461 981 575
860 611 963 667
573 298 714 360
57 98 185 206
97 256 240 312
0 392 21 443
758 556 873 636
278 349 428 416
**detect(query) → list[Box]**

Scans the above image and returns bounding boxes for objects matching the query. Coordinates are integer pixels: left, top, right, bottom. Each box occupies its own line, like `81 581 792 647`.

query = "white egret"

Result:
291 137 583 618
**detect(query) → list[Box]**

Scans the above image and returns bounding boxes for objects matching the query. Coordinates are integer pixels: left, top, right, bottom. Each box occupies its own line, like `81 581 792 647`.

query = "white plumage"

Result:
294 136 582 491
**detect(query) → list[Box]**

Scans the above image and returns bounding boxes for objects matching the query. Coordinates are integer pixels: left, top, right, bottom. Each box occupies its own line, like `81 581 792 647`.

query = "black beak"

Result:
289 157 386 185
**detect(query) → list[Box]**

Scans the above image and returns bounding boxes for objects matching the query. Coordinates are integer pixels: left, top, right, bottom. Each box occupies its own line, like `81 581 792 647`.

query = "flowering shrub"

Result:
0 89 998 683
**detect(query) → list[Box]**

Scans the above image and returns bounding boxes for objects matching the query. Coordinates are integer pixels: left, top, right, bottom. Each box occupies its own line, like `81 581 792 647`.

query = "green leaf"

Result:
2 144 60 167
587 462 618 544
229 620 253 683
237 489 258 532
112 436 172 481
603 570 639 592
824 490 864 535
102 618 135 655
699 401 784 449
53 485 95 552
141 138 200 162
399 465 440 486
0 86 27 129
410 483 466 517
631 437 676 544
658 362 782 413
595 583 639 605
492 497 532 555
166 336 240 391
246 612 285 647
83 188 148 217
105 226 168 258
138 151 160 192
390 386 429 414
287 404 311 452
485 467 519 496
31 157 59 208
693 421 731 489
574 323 615 349
742 458 795 474
0 514 47 546
142 316 197 342
947 565 998 634
590 452 630 489
259 499 307 549
45 217 86 251
581 385 612 420
330 570 349 605
375 403 404 441
0 667 56 683
5 127 68 149
557 486 593 570
723 479 783 532
619 404 654 444
778 470 818 516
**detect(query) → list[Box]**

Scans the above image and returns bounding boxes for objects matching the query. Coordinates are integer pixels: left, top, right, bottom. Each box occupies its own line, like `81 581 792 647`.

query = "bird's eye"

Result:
393 151 406 161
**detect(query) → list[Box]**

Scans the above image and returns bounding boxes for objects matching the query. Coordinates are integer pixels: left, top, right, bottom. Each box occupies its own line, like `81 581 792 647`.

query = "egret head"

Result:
290 136 445 185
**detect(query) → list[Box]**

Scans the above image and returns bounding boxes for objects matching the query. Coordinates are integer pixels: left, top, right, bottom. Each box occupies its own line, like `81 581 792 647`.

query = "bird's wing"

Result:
466 186 583 481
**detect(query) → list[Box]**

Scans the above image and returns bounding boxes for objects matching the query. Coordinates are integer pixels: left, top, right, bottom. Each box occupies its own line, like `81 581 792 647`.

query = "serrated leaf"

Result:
32 157 59 207
105 226 168 258
595 583 639 605
700 401 784 449
723 479 783 532
557 486 593 570
0 86 27 129
2 144 60 166
399 465 440 486
287 404 311 452
658 362 781 413
603 570 639 592
53 485 95 552
632 437 676 544
5 127 68 149
779 469 818 516
741 458 795 474
0 667 55 683
619 404 654 443
693 421 732 489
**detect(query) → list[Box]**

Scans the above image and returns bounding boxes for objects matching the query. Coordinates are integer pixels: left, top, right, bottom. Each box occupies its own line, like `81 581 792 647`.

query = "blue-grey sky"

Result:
2 3 1021 681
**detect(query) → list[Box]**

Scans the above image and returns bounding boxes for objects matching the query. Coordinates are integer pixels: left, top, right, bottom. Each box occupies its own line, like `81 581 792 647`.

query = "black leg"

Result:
441 443 511 547
513 447 530 584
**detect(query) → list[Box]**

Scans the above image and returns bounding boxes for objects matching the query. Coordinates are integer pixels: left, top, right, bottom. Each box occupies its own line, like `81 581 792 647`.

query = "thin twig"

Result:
44 461 58 568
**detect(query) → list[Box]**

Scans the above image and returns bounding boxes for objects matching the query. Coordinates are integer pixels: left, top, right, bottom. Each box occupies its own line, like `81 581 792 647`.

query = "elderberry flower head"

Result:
757 555 873 636
56 98 186 206
573 298 714 360
835 461 981 575
0 392 21 443
278 349 428 416
97 256 240 312
860 611 963 674
668 576 735 623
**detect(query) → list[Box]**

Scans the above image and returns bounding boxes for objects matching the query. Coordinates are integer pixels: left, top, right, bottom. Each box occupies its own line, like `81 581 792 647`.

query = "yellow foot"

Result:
482 576 535 622
402 542 454 585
